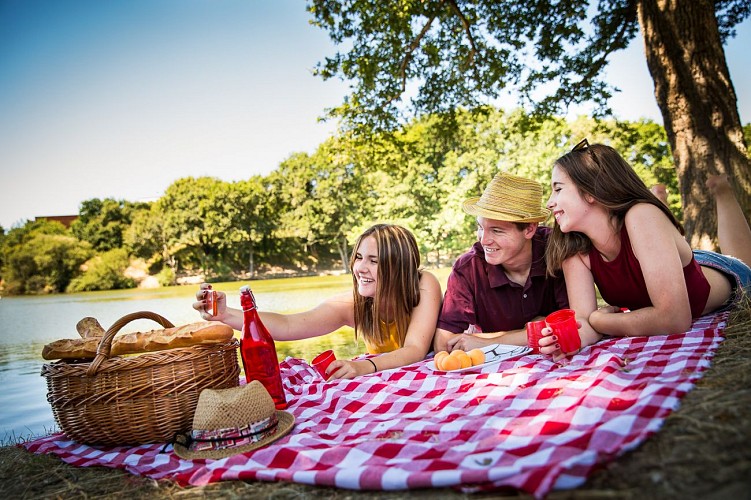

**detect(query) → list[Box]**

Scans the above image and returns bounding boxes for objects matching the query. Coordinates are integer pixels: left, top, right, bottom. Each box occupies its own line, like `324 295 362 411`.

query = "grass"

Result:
2 304 750 499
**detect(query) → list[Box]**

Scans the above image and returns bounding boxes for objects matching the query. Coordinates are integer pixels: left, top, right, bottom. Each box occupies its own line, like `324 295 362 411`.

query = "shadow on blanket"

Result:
23 313 727 498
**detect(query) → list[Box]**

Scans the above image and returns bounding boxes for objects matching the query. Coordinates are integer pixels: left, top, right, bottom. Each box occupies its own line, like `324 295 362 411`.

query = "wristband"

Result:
366 358 378 373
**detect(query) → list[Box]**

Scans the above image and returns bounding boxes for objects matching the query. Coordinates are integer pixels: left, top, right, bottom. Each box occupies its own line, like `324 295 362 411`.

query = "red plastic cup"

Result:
526 320 547 354
312 350 336 379
545 309 581 354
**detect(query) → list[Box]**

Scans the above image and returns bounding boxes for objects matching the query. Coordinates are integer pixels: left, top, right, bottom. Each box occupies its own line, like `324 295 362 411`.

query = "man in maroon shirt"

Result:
433 172 568 352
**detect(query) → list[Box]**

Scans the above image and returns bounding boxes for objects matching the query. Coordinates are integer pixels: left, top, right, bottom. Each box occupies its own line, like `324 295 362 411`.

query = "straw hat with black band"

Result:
172 380 294 460
462 172 550 223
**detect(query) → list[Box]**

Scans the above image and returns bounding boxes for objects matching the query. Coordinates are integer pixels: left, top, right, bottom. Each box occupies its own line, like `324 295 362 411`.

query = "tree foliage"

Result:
0 112 708 295
157 177 237 277
67 248 136 292
309 0 638 129
211 176 281 278
71 198 148 252
1 220 93 294
307 0 751 249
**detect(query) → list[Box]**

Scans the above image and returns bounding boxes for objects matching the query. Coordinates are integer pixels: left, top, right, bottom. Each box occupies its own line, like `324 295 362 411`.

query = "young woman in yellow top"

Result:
193 224 442 380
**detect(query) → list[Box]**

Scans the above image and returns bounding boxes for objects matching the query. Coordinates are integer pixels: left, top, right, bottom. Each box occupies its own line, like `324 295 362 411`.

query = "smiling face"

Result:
476 217 534 267
547 164 593 233
352 235 378 297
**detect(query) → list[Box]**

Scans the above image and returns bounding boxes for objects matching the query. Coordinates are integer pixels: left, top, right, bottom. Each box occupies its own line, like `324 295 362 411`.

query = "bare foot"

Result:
650 183 668 205
706 174 733 197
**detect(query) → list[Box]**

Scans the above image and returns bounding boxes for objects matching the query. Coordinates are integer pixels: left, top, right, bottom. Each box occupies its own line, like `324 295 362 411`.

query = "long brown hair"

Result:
546 142 683 275
350 224 422 347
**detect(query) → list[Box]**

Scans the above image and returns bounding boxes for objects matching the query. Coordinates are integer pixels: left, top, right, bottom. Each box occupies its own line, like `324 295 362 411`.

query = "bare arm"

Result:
433 328 455 352
445 328 528 352
589 205 693 336
328 271 443 379
193 284 354 341
540 252 601 359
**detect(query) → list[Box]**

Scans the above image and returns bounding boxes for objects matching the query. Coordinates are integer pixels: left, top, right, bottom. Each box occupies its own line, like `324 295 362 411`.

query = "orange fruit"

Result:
440 354 461 371
468 348 485 366
434 351 449 370
450 349 472 369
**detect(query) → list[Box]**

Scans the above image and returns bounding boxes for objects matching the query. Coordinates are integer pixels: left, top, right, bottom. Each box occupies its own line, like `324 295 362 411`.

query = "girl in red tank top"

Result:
542 139 751 361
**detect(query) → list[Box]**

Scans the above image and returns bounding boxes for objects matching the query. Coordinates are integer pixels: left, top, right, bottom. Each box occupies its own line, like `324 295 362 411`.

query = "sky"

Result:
1 1 749 230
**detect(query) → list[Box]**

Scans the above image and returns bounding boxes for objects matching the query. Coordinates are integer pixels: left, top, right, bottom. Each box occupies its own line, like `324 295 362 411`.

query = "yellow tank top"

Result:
363 321 402 354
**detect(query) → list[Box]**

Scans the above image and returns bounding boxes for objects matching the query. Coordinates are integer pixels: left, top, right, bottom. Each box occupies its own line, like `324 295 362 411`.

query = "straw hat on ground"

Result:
173 380 294 460
462 172 550 223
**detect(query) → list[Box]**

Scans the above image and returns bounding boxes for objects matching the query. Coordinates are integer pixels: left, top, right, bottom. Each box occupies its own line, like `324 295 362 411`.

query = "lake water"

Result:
0 274 372 442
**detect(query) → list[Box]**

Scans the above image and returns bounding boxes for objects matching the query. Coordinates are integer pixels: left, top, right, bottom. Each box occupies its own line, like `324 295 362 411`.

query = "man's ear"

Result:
523 223 538 239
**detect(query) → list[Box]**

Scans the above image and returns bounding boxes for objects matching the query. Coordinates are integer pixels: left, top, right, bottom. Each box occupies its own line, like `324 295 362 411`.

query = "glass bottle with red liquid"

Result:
239 285 287 409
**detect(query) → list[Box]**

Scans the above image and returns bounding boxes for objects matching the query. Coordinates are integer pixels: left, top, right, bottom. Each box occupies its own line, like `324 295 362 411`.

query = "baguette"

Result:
76 317 105 338
42 321 235 360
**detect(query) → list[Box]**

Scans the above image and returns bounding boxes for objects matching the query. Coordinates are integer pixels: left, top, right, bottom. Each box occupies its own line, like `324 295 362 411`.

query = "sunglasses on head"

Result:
571 138 589 152
570 138 603 171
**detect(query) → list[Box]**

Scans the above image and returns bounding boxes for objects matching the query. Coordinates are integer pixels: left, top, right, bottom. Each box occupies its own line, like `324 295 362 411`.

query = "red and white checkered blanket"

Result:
24 313 726 498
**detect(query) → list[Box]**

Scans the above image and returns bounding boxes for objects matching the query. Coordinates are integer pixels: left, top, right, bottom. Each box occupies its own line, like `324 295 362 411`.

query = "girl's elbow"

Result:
671 315 693 334
401 343 430 362
658 309 692 334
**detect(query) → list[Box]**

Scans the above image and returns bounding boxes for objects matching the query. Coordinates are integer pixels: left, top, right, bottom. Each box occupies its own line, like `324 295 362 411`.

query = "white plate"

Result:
427 344 533 373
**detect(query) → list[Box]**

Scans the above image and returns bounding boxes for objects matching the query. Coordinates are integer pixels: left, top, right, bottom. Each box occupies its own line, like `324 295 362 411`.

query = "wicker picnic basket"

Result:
41 311 240 447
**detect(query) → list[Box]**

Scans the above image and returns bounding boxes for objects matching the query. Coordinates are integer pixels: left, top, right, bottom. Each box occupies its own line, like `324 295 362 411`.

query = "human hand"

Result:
538 321 583 361
193 283 227 321
447 333 496 352
325 359 374 380
589 305 624 331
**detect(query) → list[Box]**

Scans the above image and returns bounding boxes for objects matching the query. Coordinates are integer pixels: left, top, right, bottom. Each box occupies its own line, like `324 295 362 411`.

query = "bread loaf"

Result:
42 321 234 360
76 317 105 338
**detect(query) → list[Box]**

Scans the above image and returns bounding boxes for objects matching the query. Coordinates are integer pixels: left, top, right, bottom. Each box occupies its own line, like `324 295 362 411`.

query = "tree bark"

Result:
247 243 255 277
338 237 349 274
637 0 751 250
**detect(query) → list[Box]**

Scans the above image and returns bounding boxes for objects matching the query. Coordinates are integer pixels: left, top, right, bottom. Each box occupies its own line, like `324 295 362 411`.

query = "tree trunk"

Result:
247 242 255 277
637 0 751 250
338 237 349 274
200 249 208 279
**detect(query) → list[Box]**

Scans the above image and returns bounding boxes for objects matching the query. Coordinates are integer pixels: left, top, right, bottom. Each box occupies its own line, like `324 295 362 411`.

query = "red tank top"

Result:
589 226 710 318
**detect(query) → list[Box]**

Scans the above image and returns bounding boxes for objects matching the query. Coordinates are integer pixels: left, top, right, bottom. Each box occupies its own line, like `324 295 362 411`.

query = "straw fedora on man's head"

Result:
173 380 294 460
462 172 550 223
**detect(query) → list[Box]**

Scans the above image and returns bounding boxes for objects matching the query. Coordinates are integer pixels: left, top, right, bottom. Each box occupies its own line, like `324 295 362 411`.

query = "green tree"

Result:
361 115 462 264
158 177 235 277
123 202 174 273
1 220 92 294
308 0 751 250
225 176 277 277
307 136 367 271
71 198 148 252
67 248 136 292
272 141 365 273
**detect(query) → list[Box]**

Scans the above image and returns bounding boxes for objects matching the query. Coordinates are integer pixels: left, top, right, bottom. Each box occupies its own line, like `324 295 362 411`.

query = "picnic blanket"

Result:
24 312 727 498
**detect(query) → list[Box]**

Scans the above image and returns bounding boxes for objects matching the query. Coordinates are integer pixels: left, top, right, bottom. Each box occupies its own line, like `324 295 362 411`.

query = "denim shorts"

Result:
694 249 751 310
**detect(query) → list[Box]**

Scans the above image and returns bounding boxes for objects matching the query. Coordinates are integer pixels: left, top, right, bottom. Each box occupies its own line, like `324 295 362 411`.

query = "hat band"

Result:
181 414 280 453
477 202 536 218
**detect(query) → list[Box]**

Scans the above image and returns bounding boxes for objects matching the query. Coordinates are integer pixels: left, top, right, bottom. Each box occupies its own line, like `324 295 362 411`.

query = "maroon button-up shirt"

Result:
437 226 568 333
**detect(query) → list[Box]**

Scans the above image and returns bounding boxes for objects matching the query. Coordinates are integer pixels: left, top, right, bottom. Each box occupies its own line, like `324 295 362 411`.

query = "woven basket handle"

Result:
86 311 175 377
